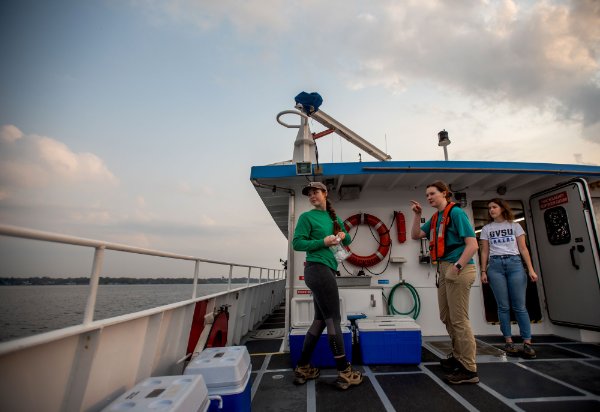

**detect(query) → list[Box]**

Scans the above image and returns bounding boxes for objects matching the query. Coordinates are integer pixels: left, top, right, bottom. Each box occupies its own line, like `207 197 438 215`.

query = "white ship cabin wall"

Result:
287 172 600 342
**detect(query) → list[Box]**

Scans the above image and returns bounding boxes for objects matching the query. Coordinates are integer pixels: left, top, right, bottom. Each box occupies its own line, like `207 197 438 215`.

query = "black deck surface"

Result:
245 307 600 411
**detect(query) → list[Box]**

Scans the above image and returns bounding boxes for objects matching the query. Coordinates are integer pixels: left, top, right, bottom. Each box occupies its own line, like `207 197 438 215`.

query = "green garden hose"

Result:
387 281 421 319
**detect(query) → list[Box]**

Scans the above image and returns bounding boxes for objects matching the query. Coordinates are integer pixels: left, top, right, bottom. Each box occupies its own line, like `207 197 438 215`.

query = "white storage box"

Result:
102 375 210 412
357 317 422 364
184 346 251 412
291 296 348 328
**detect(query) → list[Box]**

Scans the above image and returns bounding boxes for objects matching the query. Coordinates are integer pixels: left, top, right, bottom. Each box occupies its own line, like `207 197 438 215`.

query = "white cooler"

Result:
102 375 211 412
185 346 251 412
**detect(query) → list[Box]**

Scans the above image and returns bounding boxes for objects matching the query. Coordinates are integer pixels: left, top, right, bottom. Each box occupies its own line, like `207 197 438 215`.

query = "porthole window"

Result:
543 206 571 245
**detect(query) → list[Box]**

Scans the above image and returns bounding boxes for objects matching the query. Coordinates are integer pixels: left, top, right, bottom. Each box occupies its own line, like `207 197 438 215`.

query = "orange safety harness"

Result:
428 202 456 263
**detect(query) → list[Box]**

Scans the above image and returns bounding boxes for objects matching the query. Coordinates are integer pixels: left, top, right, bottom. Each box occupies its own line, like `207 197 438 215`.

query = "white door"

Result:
529 178 600 330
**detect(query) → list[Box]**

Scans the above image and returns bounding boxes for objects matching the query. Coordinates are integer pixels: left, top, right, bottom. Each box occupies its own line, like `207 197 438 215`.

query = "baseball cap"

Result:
302 181 327 196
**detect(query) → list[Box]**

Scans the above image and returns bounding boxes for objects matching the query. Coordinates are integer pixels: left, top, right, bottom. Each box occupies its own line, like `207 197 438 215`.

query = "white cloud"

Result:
36 136 118 183
0 124 23 143
142 0 600 144
0 128 118 205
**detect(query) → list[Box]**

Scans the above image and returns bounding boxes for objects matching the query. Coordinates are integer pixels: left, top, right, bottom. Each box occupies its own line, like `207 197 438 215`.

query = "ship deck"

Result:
244 305 600 411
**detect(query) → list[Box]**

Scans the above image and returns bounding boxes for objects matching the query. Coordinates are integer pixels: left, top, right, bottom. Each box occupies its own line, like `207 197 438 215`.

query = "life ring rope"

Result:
343 213 391 268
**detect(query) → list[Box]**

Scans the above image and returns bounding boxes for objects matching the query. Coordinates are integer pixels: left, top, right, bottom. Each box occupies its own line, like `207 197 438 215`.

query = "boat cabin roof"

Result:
250 160 600 237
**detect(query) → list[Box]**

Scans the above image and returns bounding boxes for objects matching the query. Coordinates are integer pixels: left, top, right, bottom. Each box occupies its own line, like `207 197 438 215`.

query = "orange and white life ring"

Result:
343 213 391 267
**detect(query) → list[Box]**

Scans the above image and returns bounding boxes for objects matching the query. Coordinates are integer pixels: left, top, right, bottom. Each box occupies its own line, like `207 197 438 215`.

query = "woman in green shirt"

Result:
292 181 363 390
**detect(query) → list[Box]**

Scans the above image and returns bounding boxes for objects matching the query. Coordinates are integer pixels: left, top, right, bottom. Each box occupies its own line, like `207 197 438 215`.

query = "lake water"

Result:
0 284 230 342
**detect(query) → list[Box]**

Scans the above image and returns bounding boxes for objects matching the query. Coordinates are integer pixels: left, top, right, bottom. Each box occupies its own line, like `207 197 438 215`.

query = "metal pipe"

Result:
83 246 105 324
192 260 200 299
285 190 296 349
0 224 276 271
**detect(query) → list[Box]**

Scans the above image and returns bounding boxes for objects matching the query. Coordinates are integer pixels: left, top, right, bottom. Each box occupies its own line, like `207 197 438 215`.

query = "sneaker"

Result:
504 342 519 356
522 343 537 359
293 364 320 385
335 365 363 390
446 368 479 384
440 354 462 372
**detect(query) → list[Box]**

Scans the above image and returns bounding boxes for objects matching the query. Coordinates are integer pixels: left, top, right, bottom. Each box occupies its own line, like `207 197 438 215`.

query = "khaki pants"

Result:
437 261 477 372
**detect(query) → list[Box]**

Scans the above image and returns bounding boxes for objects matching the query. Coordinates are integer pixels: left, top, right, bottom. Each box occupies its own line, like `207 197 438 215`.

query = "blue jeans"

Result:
487 255 532 340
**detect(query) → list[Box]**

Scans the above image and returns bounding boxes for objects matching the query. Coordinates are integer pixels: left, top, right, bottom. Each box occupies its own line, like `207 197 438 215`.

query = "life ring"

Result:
343 213 391 267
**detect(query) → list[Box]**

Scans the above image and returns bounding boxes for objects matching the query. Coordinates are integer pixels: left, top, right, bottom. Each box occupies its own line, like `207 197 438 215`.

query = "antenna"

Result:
311 109 391 161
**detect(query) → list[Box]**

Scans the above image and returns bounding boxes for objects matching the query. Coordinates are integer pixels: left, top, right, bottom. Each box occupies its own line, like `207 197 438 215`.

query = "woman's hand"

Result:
337 232 346 241
324 235 339 246
529 270 538 282
410 200 422 214
481 272 488 284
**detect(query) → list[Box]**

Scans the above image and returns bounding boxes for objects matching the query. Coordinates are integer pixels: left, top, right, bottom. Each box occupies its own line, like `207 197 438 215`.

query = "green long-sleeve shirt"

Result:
292 209 352 271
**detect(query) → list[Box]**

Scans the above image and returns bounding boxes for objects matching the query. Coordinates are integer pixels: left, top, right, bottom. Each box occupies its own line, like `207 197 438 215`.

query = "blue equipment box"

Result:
184 346 251 412
289 327 352 367
357 317 422 364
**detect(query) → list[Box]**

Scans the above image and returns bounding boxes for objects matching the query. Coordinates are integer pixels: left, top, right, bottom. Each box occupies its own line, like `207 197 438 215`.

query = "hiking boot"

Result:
522 343 537 359
504 342 519 356
293 364 320 385
335 365 363 390
446 367 479 385
440 354 462 372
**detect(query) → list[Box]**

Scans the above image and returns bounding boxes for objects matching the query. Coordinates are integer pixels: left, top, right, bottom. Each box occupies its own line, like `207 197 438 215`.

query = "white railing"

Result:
0 224 284 324
0 224 286 412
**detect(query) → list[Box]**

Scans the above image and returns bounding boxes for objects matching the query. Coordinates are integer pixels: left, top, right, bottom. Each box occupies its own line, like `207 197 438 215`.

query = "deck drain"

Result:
272 374 284 380
253 329 285 339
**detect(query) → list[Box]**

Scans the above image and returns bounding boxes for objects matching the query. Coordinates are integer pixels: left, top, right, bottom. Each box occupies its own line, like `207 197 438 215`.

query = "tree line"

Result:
0 276 261 286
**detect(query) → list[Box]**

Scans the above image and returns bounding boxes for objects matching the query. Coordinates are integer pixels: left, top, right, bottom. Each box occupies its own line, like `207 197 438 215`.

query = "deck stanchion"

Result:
83 245 105 324
259 268 263 284
247 267 251 286
192 260 200 298
228 265 233 290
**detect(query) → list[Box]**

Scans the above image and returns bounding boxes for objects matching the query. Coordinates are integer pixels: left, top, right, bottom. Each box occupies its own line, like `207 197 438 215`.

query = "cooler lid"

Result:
103 375 209 412
184 346 251 388
290 297 348 328
356 318 421 331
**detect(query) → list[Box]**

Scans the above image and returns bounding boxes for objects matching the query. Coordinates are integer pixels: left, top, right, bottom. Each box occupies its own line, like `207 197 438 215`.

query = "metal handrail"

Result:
0 224 284 323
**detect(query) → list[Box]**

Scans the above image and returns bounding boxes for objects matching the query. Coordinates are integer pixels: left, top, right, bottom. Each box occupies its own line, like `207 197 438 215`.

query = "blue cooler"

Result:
102 375 211 412
289 296 351 367
289 327 352 367
357 317 422 364
185 346 251 412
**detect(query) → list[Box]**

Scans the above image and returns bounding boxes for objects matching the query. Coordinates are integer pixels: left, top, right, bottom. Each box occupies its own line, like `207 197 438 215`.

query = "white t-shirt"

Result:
480 221 525 256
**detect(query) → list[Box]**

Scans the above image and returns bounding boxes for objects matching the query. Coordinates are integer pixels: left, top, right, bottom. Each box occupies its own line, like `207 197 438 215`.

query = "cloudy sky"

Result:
1 0 599 277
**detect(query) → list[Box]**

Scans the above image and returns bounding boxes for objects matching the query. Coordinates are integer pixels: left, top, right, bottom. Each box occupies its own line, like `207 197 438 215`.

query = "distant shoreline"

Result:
0 277 260 286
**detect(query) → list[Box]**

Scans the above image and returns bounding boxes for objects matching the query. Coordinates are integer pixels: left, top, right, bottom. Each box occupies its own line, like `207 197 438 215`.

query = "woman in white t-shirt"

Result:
480 198 538 359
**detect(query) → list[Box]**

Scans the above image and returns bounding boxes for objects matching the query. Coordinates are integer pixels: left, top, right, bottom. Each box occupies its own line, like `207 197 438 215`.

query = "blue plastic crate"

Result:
289 327 352 367
357 318 422 364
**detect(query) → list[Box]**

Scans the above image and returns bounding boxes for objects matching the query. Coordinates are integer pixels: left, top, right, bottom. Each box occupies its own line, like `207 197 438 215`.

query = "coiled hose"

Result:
387 281 421 319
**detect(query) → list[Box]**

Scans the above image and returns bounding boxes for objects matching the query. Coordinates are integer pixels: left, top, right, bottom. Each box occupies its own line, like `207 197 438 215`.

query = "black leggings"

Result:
298 262 346 367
